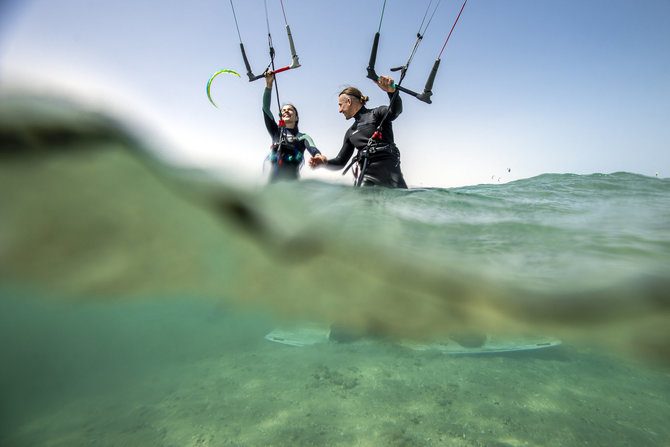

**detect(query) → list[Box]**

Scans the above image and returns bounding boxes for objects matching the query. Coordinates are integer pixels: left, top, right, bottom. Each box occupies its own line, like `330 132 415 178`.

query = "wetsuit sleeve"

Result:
388 91 402 120
263 87 278 136
383 91 403 121
298 133 321 156
325 130 356 169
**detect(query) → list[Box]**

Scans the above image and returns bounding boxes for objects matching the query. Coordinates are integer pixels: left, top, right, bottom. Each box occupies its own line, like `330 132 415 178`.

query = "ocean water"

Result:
1 94 669 446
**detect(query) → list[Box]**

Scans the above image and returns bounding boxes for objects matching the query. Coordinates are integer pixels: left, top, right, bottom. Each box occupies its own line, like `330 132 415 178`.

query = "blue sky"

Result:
1 0 668 187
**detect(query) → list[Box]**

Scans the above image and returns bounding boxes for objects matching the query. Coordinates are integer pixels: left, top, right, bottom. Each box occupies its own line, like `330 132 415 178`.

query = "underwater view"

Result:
1 95 669 446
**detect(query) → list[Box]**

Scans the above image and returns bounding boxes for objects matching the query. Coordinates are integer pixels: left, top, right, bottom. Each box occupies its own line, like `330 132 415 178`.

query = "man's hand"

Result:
309 154 327 168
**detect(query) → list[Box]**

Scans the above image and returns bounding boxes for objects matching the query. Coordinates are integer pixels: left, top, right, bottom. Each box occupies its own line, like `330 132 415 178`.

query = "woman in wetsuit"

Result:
263 71 321 182
308 76 407 188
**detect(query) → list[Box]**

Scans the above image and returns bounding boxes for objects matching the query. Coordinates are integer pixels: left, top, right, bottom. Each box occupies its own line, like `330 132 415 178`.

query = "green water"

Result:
1 292 668 446
1 94 669 446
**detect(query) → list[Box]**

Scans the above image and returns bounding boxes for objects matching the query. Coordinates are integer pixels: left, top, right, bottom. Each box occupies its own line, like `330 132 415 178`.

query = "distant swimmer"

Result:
309 76 407 188
263 71 321 182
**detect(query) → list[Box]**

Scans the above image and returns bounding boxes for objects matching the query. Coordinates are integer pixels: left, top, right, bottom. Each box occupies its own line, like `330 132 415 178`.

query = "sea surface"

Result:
1 94 669 446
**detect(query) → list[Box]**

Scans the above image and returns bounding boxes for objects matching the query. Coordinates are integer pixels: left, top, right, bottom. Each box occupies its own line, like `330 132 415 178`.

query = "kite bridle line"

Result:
389 0 442 84
438 0 468 59
263 0 283 122
229 0 255 82
366 0 468 104
228 0 300 84
279 0 300 72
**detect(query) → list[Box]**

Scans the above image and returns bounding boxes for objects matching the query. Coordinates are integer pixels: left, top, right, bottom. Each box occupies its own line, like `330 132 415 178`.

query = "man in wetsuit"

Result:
308 76 407 188
263 71 321 182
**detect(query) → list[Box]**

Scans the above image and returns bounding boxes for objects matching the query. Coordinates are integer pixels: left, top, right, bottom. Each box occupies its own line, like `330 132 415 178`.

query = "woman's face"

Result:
338 94 356 120
281 105 297 127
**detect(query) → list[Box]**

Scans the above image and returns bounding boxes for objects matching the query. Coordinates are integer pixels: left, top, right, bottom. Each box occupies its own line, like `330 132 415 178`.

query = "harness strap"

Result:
355 157 370 187
270 140 303 165
342 144 400 183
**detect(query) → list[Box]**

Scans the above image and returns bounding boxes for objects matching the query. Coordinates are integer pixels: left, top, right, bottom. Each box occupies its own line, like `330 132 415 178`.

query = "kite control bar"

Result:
389 58 440 104
240 25 300 82
215 0 302 113
366 32 439 104
229 0 300 82
365 0 467 104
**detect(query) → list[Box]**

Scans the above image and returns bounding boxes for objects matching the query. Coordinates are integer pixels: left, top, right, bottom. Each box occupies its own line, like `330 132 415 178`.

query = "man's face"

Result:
338 95 355 120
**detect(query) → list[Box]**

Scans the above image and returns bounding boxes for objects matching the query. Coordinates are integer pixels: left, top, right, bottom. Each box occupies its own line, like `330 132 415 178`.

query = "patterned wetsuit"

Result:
263 88 320 182
325 92 407 188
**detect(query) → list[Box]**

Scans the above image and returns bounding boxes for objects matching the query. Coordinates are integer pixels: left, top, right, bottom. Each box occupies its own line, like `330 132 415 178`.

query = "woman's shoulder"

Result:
296 131 313 141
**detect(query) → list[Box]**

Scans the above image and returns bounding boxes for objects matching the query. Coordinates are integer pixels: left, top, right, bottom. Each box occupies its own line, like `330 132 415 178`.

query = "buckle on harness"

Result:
341 144 398 178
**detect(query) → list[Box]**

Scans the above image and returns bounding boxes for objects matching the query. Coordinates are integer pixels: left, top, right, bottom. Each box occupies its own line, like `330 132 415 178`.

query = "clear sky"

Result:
1 0 669 187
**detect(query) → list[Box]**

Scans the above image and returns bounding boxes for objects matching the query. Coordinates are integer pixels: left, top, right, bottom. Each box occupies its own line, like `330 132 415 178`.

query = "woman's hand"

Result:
264 70 275 88
309 154 327 168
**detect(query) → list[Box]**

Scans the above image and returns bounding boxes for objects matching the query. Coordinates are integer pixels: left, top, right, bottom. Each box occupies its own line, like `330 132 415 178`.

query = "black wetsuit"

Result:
263 88 320 182
325 92 407 188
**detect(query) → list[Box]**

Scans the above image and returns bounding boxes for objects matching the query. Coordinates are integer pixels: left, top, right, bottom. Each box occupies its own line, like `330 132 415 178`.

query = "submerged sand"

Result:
2 298 668 447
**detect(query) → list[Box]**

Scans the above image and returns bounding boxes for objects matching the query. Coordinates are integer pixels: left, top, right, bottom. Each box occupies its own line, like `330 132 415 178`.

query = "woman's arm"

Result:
263 72 278 136
262 87 278 136
298 133 321 156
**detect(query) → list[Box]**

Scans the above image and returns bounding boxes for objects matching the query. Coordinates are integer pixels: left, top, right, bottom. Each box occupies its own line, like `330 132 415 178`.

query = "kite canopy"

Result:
206 69 240 108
